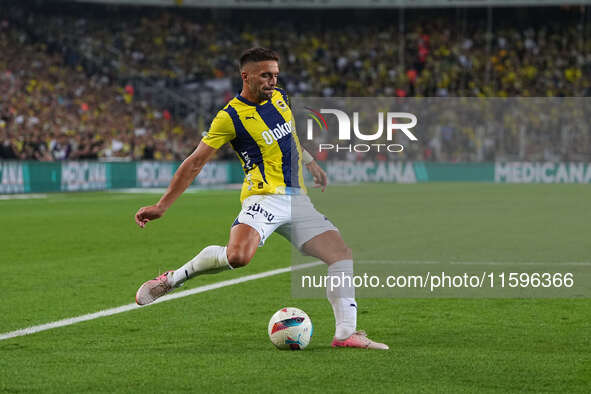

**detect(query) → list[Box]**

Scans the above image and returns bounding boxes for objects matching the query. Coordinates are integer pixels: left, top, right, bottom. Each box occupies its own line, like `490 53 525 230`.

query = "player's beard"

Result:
259 88 273 101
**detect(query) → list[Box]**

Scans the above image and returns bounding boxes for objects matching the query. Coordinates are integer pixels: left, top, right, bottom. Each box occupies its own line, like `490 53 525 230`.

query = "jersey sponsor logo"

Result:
245 115 256 120
240 151 254 171
246 202 275 222
261 120 293 145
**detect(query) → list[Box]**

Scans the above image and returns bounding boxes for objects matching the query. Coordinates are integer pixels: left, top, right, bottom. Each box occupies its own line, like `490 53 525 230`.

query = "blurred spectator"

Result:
0 3 590 162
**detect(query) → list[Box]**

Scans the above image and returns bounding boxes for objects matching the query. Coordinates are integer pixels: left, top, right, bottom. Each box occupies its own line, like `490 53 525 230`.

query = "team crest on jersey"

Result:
276 99 288 111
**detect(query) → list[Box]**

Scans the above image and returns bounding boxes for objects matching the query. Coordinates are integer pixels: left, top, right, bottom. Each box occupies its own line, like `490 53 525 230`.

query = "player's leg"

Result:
226 223 261 267
301 230 388 350
167 194 285 285
300 229 352 264
136 195 284 306
286 197 356 340
300 230 356 339
288 193 388 350
135 224 260 306
171 223 260 283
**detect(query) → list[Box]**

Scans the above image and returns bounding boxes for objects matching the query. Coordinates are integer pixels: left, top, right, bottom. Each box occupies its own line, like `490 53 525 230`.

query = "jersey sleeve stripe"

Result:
224 105 268 183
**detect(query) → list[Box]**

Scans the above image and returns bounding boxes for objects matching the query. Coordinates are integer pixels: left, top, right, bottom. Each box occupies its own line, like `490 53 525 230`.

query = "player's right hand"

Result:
134 205 166 228
305 161 328 192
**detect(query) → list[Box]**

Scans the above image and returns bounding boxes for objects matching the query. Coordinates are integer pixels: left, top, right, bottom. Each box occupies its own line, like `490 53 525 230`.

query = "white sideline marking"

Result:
3 258 582 342
113 184 242 194
0 261 323 342
0 194 47 200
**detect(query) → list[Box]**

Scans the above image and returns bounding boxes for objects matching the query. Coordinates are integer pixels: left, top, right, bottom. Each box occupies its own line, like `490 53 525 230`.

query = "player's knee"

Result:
226 248 252 268
326 244 353 264
339 245 353 260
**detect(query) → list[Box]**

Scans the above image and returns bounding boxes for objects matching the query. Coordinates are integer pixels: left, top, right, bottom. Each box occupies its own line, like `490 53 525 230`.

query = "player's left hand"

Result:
305 161 328 192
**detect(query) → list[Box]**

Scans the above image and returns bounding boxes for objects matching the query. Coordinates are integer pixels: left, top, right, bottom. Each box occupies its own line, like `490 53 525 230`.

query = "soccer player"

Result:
134 48 388 350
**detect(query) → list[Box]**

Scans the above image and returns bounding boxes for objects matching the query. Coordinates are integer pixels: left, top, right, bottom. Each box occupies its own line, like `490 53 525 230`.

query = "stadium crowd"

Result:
0 15 200 161
1 3 589 162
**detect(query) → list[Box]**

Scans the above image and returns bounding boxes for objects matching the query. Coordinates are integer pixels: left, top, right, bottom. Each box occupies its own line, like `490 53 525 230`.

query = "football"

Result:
268 307 313 350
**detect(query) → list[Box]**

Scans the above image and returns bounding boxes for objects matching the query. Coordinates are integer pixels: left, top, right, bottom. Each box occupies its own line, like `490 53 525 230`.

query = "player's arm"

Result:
134 142 217 228
302 149 328 192
276 87 328 192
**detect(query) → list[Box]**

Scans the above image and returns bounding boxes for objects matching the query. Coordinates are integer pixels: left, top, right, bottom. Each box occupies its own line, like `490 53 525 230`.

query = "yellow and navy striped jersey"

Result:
202 88 306 202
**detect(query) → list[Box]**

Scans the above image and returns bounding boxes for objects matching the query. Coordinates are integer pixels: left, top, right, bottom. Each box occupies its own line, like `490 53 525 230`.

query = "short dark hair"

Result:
239 47 279 69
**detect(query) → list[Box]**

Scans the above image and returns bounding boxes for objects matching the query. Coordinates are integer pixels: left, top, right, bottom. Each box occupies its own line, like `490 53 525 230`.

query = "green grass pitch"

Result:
0 184 589 392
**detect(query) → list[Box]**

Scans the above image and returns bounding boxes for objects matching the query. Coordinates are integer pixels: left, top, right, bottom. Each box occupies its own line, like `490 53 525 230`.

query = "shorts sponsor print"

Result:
233 194 337 248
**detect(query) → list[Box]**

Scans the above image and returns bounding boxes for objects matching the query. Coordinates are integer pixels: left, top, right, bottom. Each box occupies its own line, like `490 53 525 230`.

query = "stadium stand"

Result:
1 2 589 161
